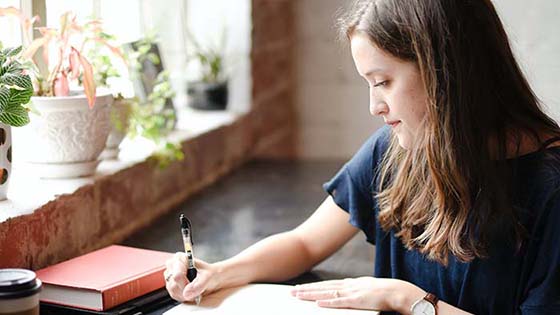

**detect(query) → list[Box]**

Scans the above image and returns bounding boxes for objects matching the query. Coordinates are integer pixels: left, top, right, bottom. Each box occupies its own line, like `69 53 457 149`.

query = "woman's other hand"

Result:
290 277 425 313
164 252 220 302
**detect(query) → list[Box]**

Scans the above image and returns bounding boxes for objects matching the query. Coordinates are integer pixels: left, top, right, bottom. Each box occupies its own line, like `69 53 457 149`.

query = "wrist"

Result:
212 259 250 290
390 280 427 315
211 260 229 291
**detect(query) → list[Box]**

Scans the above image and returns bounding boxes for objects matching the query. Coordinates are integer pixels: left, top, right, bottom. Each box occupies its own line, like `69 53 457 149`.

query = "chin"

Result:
397 136 411 150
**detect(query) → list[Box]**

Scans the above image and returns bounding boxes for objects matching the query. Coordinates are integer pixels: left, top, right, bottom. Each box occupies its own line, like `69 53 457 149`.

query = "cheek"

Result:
388 87 425 118
404 86 428 120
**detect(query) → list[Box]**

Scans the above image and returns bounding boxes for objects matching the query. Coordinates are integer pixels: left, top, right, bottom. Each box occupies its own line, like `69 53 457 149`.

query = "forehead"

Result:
350 32 408 76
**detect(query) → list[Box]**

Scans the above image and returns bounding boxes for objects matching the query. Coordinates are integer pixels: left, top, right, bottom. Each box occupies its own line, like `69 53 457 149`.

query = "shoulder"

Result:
516 148 560 226
539 148 560 184
521 148 560 197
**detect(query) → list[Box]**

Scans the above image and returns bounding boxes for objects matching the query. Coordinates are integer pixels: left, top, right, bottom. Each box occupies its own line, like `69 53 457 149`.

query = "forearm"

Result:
212 231 316 289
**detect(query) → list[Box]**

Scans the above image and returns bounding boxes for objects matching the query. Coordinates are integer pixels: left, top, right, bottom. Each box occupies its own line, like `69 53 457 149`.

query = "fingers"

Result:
316 297 359 309
292 289 343 301
292 286 363 309
182 263 212 300
164 254 214 303
290 280 346 297
164 252 189 302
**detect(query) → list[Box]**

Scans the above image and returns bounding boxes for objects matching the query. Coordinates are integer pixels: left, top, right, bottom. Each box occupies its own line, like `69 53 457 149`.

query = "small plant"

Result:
82 20 126 89
187 30 227 83
0 44 32 127
127 32 161 75
0 8 120 108
88 30 183 168
126 71 183 168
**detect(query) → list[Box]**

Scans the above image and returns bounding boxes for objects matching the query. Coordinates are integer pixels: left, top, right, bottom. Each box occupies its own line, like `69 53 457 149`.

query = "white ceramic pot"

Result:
0 123 11 200
101 97 132 160
12 90 113 178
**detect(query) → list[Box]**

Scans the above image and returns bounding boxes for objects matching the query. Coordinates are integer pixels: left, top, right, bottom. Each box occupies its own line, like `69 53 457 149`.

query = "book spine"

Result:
102 269 165 310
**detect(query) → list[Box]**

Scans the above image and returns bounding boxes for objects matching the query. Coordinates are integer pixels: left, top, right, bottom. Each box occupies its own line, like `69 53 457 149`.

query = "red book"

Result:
36 245 173 311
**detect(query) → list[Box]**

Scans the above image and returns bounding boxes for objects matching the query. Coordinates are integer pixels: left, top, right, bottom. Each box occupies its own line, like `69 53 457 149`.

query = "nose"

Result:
369 98 389 116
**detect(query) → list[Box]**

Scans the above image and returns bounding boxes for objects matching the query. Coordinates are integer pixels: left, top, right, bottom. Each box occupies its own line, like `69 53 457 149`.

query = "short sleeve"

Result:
322 126 391 244
520 188 560 314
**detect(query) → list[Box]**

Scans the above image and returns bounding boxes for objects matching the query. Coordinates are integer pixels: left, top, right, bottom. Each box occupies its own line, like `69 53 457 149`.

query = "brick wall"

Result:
250 0 297 158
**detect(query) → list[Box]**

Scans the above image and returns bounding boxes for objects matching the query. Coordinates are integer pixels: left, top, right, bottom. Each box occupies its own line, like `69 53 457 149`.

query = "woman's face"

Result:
350 32 428 149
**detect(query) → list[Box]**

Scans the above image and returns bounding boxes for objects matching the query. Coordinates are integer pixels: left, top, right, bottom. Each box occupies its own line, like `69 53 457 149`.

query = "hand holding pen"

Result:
164 215 219 304
180 214 202 305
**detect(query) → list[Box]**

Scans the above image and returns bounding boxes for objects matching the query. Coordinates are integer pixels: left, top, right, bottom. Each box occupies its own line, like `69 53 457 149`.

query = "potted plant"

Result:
1 9 114 178
85 29 181 164
82 22 133 160
127 70 183 168
186 31 228 110
127 35 177 128
0 44 32 200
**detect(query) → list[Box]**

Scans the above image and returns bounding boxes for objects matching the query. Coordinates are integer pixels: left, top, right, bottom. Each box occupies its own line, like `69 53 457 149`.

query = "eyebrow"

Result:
363 68 385 77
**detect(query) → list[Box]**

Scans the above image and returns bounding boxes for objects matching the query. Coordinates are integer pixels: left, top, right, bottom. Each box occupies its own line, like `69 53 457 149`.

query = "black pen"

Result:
180 214 201 305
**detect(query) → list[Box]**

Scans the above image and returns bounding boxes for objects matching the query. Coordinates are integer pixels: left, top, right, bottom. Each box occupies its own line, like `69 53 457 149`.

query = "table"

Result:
122 161 375 314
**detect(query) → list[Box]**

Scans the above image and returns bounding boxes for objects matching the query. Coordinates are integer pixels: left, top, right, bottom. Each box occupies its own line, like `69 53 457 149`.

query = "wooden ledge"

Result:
0 108 259 269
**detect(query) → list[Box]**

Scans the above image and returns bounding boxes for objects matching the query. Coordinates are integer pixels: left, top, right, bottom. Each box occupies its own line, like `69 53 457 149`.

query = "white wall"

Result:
295 0 560 160
295 0 382 160
492 0 560 122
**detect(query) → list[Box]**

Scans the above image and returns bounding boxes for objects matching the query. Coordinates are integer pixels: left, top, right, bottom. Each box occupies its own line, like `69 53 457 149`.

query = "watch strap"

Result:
424 293 439 311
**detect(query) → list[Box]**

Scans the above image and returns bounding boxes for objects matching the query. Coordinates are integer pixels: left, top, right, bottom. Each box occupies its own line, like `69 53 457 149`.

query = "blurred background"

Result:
1 0 558 159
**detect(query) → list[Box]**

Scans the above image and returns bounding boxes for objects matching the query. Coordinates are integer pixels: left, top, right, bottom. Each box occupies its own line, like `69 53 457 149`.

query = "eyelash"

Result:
373 80 388 88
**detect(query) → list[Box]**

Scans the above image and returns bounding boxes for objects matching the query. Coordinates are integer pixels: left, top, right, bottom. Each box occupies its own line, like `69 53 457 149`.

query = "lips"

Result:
386 120 401 127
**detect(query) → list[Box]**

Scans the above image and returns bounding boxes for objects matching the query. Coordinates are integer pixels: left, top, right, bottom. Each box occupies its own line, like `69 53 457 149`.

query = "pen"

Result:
180 214 201 305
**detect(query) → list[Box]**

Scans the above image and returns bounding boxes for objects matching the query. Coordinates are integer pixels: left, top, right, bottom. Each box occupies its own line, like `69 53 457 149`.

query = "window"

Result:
0 0 23 47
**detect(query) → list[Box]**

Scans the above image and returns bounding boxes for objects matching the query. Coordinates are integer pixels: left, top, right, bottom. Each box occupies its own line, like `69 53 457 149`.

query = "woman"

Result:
164 0 560 314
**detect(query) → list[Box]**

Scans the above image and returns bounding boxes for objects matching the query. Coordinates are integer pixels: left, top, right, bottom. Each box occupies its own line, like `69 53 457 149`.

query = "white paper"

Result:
164 284 379 315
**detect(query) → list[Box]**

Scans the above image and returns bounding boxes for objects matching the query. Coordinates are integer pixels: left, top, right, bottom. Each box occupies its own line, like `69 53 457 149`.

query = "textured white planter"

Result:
12 90 113 178
101 97 132 160
0 123 11 200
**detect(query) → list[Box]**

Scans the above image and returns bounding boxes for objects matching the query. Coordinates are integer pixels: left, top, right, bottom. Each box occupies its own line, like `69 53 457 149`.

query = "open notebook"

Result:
164 284 380 315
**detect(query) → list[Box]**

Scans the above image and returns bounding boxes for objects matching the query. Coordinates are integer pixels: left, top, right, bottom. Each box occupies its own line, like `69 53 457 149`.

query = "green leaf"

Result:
0 70 32 126
5 60 25 74
0 87 9 108
2 46 22 58
0 73 32 105
0 102 30 126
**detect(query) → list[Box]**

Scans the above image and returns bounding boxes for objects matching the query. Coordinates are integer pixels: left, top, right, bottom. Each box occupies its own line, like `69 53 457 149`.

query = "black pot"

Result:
187 81 228 110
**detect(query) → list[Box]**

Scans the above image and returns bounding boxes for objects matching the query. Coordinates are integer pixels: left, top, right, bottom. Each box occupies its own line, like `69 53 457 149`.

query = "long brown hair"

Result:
339 0 560 265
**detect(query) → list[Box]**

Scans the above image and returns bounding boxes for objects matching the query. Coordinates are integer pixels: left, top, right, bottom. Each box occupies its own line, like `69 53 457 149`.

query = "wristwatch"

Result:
410 292 438 315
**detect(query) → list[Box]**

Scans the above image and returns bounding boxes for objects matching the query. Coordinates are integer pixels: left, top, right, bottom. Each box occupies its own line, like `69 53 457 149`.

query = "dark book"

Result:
40 288 178 315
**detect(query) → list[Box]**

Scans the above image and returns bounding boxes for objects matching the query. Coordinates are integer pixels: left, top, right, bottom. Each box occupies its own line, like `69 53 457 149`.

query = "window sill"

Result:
0 108 239 223
0 107 240 223
0 106 256 269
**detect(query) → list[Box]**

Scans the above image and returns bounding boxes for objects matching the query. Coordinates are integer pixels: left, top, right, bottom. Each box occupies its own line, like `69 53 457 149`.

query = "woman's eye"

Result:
373 80 388 87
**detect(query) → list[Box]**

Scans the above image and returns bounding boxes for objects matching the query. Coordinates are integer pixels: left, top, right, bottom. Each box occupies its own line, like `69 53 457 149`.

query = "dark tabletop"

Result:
121 160 375 314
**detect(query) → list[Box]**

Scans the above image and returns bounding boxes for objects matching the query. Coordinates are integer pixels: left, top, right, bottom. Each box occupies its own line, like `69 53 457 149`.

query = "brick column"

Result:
250 0 297 158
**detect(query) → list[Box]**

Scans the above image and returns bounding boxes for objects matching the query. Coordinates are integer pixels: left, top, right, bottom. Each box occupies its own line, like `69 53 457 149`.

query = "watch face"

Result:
411 299 436 315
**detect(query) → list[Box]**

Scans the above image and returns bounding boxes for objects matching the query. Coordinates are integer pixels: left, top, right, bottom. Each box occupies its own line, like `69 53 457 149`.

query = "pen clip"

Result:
180 214 194 245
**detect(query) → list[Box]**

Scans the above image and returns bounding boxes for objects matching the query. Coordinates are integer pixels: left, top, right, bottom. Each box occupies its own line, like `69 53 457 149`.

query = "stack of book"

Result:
36 245 176 314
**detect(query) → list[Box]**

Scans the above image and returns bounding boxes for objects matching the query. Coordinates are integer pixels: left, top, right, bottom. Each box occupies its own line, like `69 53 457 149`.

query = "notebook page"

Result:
164 284 379 315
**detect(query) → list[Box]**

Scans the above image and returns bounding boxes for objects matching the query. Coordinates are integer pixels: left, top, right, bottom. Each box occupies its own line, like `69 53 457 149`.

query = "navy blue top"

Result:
323 126 560 315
